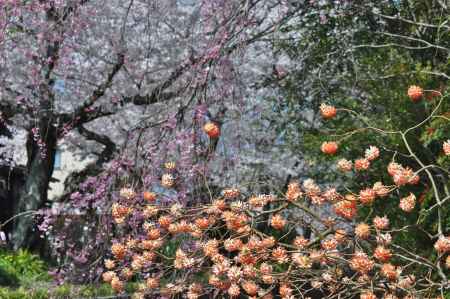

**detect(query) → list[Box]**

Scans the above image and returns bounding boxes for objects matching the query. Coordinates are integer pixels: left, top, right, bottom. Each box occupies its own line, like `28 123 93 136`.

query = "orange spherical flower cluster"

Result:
143 191 156 202
224 238 243 252
320 103 337 119
359 188 376 205
434 235 450 253
360 292 377 299
111 243 127 260
399 193 416 212
272 246 289 263
194 217 210 230
146 227 161 240
223 188 240 199
270 214 286 230
111 203 132 224
381 263 399 281
355 158 370 171
446 256 450 269
111 276 124 292
374 246 392 262
387 162 419 186
292 253 312 268
279 283 293 298
203 122 220 138
187 283 202 299
323 188 341 202
373 215 389 230
376 233 392 246
321 141 338 155
293 236 309 248
285 181 302 201
102 271 116 283
334 198 357 219
100 149 449 299
387 162 402 176
241 280 259 296
222 211 250 233
364 145 380 161
248 194 272 208
158 215 173 229
443 140 450 155
373 182 390 198
337 158 353 172
227 283 240 297
407 85 423 102
104 259 115 270
350 251 374 274
321 238 338 251
303 178 321 196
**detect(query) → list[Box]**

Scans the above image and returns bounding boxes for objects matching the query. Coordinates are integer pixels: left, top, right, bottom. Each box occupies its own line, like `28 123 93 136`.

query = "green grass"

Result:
0 249 127 299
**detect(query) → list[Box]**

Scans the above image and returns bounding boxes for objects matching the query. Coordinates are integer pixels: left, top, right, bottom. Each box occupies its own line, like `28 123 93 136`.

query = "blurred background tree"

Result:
265 0 450 265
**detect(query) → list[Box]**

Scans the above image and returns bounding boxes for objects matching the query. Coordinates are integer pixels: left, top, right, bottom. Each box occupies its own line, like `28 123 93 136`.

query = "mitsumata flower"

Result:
443 140 450 155
321 141 338 155
320 103 337 119
98 86 447 298
203 122 220 138
407 85 423 102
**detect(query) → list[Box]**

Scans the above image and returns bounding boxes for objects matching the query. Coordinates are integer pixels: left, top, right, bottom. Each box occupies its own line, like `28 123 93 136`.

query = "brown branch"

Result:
77 125 117 165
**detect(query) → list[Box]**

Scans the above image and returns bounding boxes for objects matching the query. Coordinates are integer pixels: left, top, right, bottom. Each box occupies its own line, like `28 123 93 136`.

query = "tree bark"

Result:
11 127 57 250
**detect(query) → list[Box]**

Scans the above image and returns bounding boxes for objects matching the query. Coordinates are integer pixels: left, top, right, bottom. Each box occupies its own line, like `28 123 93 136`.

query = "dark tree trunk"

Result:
11 127 57 250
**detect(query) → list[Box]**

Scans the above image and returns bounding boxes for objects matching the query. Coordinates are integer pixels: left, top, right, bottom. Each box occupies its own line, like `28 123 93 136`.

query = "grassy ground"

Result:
0 249 134 299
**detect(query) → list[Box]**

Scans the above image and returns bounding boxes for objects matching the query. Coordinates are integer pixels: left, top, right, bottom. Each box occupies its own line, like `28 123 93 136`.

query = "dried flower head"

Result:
355 223 371 239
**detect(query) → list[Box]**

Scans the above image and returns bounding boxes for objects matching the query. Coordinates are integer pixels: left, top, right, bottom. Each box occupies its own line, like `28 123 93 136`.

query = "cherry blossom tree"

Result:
0 0 298 251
